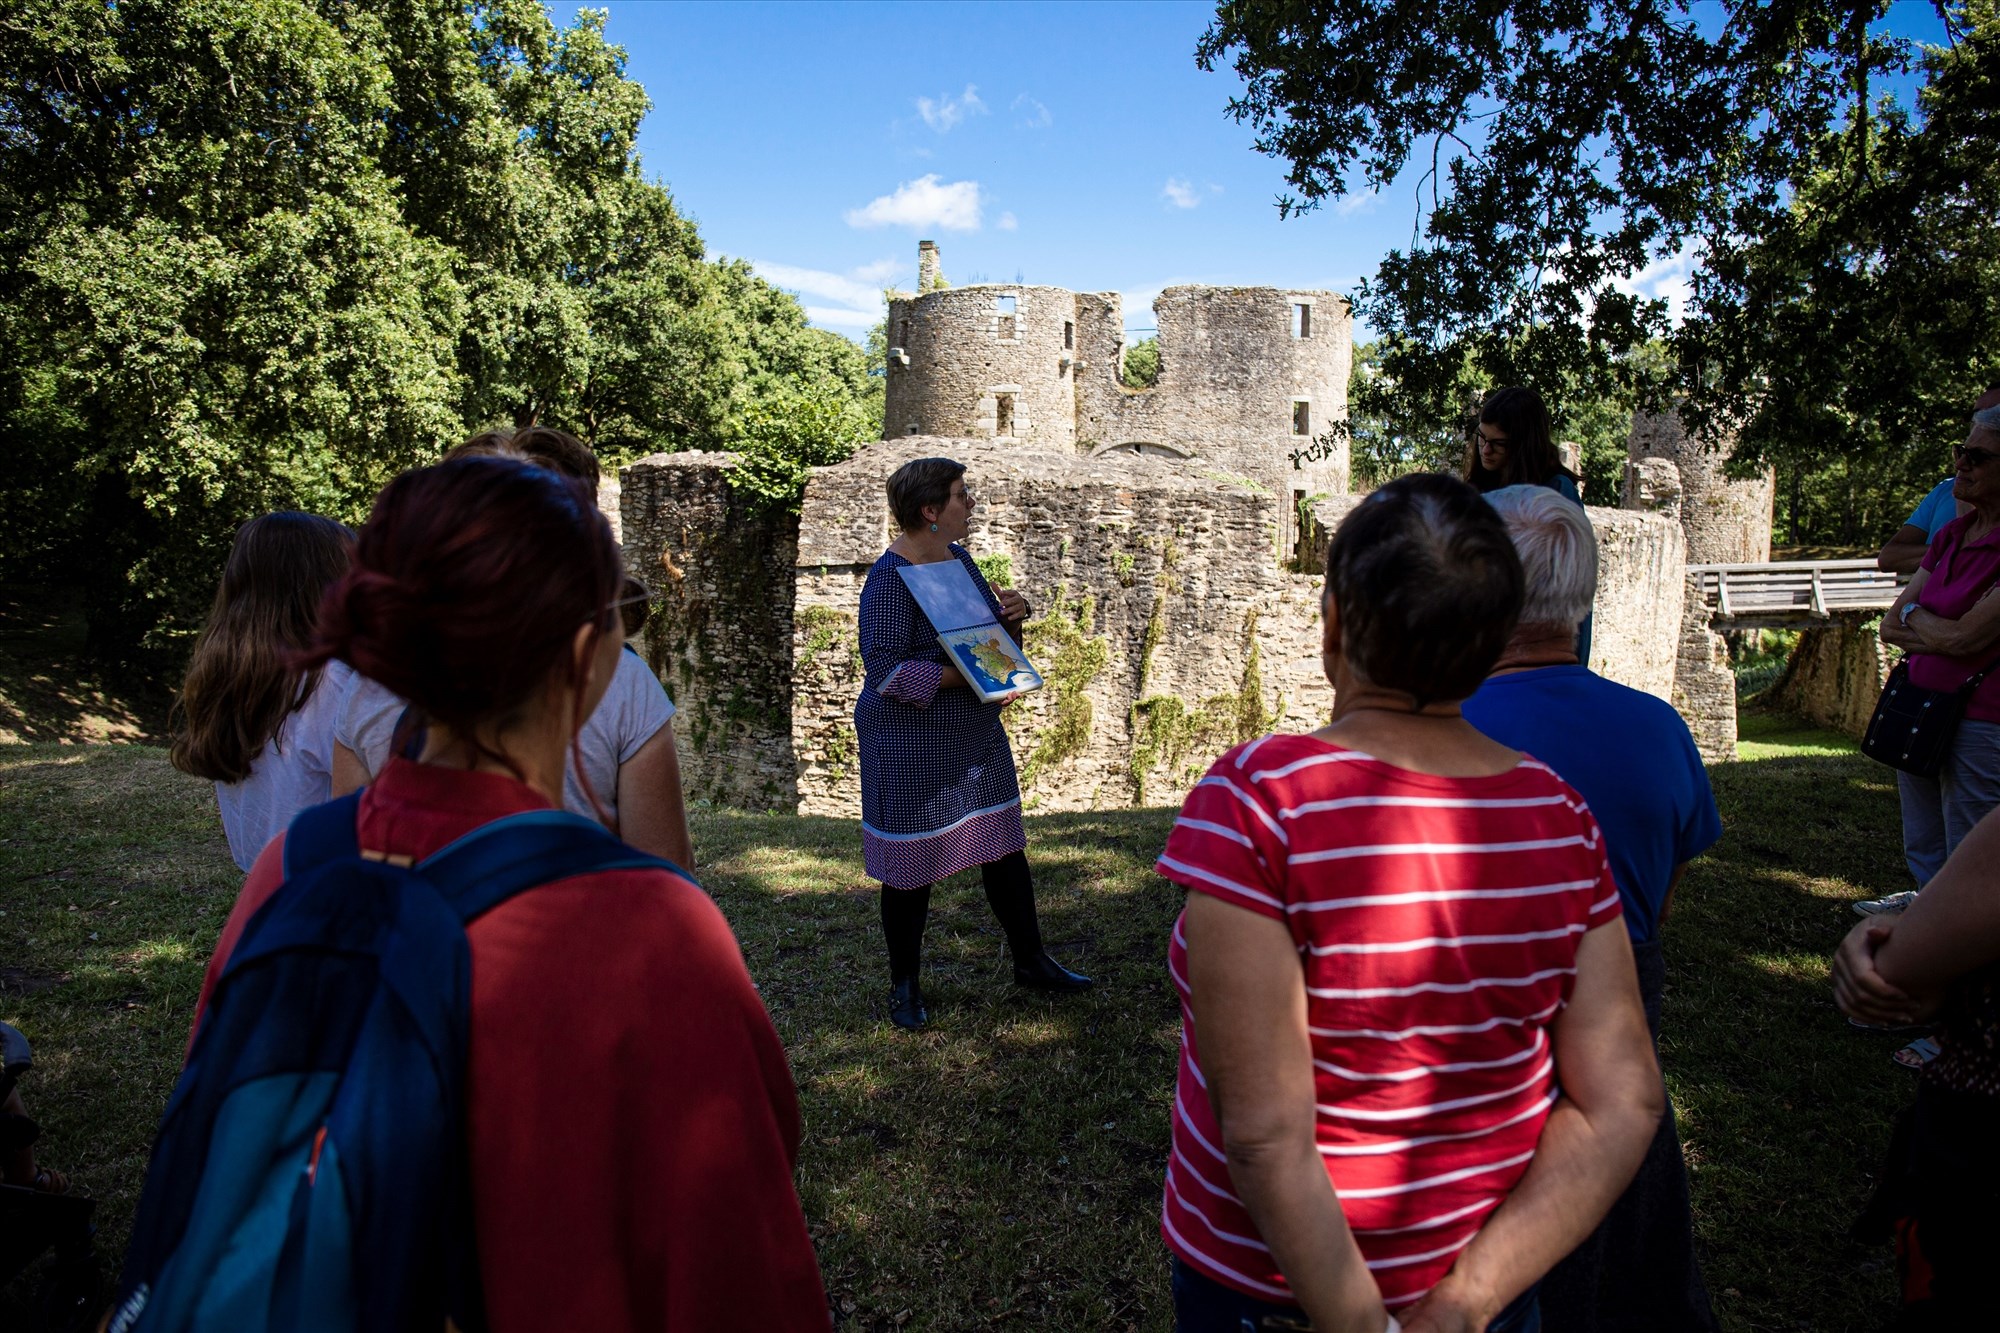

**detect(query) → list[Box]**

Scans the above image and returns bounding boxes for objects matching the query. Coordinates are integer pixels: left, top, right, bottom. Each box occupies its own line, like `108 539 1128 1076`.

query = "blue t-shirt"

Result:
1462 666 1721 943
1909 477 1961 539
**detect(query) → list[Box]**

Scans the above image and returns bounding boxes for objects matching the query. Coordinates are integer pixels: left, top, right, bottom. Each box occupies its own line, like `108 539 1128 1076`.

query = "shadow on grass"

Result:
0 743 1924 1333
1671 749 1911 1332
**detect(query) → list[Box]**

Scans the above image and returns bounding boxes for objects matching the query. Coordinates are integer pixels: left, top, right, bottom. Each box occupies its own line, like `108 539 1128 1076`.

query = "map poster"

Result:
896 560 1045 703
937 626 1044 703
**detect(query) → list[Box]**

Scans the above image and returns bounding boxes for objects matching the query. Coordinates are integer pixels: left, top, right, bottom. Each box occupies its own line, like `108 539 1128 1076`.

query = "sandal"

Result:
1893 1038 1942 1070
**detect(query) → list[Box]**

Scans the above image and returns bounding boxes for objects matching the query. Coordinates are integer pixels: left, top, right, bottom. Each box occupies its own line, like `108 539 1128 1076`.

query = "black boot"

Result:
889 977 928 1029
1012 951 1093 992
983 851 1093 993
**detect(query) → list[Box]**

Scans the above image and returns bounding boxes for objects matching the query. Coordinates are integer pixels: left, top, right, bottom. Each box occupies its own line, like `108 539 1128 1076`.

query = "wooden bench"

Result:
1687 559 1905 628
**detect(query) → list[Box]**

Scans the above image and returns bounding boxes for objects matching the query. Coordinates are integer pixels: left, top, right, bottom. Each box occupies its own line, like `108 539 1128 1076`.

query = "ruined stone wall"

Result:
1583 507 1686 699
1309 496 1685 701
1628 409 1775 564
620 452 798 810
1672 574 1740 763
792 439 1328 816
883 285 1077 449
1768 617 1892 740
1074 286 1352 510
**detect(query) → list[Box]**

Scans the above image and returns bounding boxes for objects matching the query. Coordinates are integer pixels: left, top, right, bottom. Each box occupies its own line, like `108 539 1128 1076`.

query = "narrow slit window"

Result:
899 319 911 346
995 394 1015 438
1063 320 1075 350
1292 400 1311 436
995 295 1017 341
1292 303 1311 339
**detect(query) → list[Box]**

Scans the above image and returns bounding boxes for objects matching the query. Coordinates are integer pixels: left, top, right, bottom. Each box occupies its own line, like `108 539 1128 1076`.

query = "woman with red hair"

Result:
187 457 829 1331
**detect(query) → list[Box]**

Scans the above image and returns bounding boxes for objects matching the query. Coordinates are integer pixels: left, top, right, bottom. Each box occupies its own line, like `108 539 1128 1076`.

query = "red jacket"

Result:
196 758 832 1332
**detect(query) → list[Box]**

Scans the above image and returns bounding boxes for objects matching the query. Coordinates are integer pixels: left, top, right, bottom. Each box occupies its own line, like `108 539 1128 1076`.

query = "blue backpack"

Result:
109 792 684 1333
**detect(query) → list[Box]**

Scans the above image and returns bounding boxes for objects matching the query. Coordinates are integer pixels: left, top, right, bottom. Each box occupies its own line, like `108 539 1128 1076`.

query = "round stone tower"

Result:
1626 409 1774 564
881 243 1351 555
885 281 1080 450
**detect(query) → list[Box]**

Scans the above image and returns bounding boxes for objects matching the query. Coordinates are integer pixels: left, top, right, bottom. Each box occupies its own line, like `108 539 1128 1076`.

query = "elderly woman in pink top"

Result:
1877 404 2000 902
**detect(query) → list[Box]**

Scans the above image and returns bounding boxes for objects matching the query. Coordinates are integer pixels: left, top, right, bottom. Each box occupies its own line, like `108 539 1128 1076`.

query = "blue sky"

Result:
595 0 1950 344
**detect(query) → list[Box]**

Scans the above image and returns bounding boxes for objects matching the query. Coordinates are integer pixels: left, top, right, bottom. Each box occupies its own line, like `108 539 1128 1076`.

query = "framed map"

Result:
938 626 1043 703
896 559 1045 703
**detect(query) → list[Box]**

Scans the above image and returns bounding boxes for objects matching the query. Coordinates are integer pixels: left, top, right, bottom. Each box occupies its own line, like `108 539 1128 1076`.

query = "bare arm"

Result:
1184 893 1392 1333
1403 923 1662 1332
1873 808 2000 1000
615 722 695 869
1879 568 1930 652
1905 583 2000 659
1657 863 1688 926
330 741 370 798
1877 525 1930 576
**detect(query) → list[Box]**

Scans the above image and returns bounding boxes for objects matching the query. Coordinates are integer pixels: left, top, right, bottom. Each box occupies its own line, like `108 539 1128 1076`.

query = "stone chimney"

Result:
917 240 939 292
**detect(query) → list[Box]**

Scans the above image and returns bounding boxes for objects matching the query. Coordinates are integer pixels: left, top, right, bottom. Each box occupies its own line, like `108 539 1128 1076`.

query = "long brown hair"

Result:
170 513 355 783
1463 386 1574 492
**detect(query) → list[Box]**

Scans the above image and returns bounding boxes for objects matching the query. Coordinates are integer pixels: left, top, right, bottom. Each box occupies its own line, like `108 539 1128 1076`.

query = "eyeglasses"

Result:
953 485 976 506
1476 429 1509 449
1955 442 1999 468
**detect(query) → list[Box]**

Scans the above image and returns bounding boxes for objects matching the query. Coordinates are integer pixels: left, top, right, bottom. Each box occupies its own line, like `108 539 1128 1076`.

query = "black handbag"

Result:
1861 652 2000 777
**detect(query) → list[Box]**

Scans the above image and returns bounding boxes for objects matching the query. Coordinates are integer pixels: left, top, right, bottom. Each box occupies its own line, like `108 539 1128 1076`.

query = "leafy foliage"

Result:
1201 1 1999 541
1682 7 2000 543
0 0 872 658
1121 337 1161 389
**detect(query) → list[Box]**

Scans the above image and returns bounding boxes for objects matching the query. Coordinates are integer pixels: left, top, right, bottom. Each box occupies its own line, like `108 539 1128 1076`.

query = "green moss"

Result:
1110 551 1136 587
974 552 1015 590
820 721 857 783
1133 539 1183 697
1127 610 1276 802
796 604 861 682
1017 586 1111 789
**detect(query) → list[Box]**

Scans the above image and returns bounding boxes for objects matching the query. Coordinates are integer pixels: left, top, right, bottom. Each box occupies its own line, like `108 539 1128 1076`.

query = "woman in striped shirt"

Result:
1158 474 1663 1333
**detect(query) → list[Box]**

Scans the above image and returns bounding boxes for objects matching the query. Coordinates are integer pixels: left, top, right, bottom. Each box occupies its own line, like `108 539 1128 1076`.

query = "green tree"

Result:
0 0 876 657
1122 337 1162 389
1196 0 1965 481
1679 6 2000 544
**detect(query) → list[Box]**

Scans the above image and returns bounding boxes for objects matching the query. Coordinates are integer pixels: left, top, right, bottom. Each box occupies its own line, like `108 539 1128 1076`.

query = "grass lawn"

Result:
0 711 1917 1331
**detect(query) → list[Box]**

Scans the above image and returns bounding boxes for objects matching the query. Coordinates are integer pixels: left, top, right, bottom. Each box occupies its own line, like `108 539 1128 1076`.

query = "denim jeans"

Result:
1897 718 2000 886
1171 1258 1542 1332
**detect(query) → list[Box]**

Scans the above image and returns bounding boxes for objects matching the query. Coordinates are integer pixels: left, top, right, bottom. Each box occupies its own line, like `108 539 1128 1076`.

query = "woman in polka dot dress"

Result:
855 456 1092 1029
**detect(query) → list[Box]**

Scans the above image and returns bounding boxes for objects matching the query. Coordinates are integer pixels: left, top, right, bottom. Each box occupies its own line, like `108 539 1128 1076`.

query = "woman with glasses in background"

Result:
1464 386 1594 664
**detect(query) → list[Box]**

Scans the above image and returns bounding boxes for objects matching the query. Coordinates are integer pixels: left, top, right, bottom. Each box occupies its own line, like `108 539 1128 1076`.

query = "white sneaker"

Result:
1854 891 1918 916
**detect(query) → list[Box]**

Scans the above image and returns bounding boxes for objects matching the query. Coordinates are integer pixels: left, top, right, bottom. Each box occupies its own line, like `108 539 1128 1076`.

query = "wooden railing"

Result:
1687 559 1905 627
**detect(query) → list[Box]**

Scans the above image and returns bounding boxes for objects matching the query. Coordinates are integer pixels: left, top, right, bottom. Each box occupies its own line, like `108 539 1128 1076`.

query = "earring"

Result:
929 523 938 532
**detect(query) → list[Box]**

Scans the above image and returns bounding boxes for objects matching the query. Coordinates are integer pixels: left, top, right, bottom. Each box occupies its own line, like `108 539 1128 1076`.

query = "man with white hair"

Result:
1461 484 1722 1333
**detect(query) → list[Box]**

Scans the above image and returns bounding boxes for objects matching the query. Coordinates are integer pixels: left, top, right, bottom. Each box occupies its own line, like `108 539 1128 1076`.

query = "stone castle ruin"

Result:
618 244 1770 815
886 241 1350 557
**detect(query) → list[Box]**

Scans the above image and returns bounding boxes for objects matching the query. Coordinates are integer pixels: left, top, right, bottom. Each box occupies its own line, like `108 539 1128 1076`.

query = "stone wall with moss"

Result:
790 438 1326 816
620 451 799 810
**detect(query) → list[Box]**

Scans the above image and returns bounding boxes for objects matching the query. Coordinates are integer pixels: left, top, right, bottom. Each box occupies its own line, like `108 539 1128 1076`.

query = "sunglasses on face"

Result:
1955 442 2000 468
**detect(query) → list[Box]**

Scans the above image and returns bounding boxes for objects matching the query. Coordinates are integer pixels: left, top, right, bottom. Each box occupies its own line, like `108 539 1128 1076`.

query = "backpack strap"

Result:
281 790 364 880
416 808 694 924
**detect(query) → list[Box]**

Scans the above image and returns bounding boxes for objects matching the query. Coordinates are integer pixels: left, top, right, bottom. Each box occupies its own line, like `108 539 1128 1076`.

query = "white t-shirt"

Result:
216 660 355 871
333 648 675 829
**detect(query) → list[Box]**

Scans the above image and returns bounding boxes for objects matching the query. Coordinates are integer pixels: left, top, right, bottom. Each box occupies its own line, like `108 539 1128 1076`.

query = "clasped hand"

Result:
995 587 1030 624
1832 918 1934 1028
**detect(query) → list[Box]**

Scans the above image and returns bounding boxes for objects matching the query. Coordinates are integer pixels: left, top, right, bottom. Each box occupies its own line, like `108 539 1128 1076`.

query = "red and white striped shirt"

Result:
1157 733 1623 1310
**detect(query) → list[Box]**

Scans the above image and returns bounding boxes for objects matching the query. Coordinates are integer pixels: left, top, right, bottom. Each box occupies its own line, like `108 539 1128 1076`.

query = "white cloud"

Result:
997 211 1018 231
804 305 883 329
845 175 984 231
916 84 986 133
1613 247 1699 325
1011 94 1052 128
1335 190 1381 217
753 259 901 329
1162 178 1223 210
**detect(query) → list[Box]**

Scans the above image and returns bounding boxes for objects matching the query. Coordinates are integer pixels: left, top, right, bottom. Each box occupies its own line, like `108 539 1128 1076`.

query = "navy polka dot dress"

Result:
854 544 1027 889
